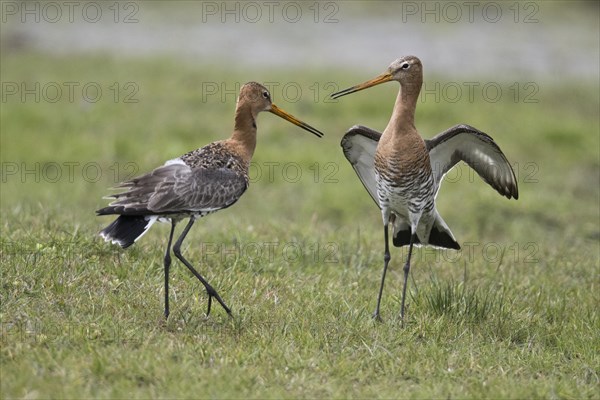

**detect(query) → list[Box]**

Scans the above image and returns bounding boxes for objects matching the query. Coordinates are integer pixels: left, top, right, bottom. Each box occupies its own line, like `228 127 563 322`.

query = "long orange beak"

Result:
269 104 324 138
331 72 394 99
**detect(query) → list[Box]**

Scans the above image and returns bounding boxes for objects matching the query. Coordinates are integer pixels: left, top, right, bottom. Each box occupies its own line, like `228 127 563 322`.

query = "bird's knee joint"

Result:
384 252 391 263
206 286 216 296
172 246 183 258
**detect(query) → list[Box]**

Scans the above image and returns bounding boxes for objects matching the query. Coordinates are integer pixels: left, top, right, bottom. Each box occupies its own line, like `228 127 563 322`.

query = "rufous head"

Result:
237 82 323 138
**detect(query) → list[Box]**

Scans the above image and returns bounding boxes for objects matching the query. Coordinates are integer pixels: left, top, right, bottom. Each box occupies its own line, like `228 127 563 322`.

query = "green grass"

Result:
1 51 599 399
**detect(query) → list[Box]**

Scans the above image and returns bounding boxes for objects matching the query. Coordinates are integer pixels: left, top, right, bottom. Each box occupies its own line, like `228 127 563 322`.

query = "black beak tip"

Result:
330 89 350 100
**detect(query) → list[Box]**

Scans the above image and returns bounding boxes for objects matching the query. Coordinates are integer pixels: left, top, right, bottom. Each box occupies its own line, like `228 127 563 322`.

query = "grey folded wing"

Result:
98 163 248 215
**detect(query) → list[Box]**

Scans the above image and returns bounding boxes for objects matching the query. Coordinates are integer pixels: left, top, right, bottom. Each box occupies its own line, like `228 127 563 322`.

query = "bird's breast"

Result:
374 142 436 216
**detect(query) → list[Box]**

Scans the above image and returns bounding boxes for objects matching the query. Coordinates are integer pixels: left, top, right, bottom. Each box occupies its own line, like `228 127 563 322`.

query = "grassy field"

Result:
1 51 599 399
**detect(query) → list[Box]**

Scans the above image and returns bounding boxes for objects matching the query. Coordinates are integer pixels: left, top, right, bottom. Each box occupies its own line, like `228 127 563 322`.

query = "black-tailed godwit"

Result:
331 56 518 322
97 82 324 319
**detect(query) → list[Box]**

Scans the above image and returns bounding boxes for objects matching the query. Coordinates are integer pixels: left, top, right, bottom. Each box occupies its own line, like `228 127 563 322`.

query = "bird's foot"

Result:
372 311 384 323
205 285 232 317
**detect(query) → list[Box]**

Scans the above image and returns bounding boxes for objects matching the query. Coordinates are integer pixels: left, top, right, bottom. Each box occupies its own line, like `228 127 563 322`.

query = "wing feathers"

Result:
97 163 248 216
340 125 382 208
340 123 517 249
426 124 518 199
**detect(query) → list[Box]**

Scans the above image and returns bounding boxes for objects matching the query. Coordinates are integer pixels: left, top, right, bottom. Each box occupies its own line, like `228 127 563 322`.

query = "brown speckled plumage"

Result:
180 141 248 171
96 81 323 319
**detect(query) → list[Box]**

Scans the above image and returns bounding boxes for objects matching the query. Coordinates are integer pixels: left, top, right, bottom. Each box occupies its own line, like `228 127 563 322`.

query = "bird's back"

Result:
180 140 249 173
97 140 249 217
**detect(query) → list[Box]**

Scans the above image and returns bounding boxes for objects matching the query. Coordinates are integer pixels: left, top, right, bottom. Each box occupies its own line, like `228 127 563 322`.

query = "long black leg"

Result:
400 233 417 324
373 223 391 321
163 220 177 319
172 218 232 316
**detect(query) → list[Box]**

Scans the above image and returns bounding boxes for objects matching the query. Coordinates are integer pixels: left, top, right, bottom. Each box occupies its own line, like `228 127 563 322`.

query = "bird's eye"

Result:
262 91 270 99
401 63 410 69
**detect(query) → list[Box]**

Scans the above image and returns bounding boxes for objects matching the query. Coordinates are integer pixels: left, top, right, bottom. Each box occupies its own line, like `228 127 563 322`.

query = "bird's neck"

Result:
384 80 421 137
230 103 258 163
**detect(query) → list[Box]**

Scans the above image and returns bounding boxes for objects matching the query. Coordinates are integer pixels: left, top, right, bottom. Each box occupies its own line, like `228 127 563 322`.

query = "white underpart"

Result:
135 216 158 242
164 157 186 166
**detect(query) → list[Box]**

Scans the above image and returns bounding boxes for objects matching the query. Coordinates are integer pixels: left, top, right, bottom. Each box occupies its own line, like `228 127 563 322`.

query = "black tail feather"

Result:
99 215 152 249
428 225 460 250
393 229 422 247
393 226 460 250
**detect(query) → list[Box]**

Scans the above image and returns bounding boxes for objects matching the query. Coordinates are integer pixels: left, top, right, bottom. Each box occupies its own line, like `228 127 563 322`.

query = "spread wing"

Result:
340 125 382 208
426 124 518 200
97 163 248 215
